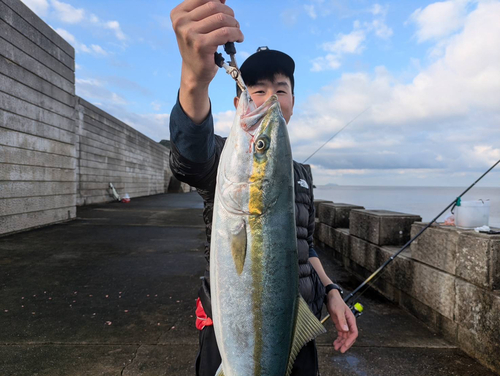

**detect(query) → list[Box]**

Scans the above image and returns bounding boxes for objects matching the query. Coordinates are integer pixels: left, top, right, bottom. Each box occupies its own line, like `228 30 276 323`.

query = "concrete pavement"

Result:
0 193 497 375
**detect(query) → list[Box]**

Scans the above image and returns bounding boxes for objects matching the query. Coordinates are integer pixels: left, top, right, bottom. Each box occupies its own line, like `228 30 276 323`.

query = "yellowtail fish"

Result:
210 90 326 376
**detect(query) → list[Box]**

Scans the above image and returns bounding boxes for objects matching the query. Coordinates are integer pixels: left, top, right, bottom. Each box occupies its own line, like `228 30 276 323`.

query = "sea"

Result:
314 185 500 228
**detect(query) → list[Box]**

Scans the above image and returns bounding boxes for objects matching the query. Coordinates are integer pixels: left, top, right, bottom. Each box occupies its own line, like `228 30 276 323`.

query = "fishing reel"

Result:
349 302 364 318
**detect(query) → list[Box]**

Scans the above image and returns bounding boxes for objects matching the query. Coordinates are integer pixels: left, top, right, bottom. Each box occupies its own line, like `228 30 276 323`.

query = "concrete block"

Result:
1 110 76 144
0 145 77 169
0 17 74 82
0 194 76 216
411 223 458 274
409 261 456 320
0 206 76 235
350 209 422 246
315 223 351 257
349 235 393 277
318 202 364 228
458 325 500 374
0 72 74 118
0 2 74 69
349 235 455 320
0 164 76 182
0 92 75 131
0 37 73 93
455 279 500 339
1 0 74 58
398 289 458 344
455 279 500 373
313 199 333 218
0 56 74 106
456 231 500 290
0 181 77 199
0 128 76 158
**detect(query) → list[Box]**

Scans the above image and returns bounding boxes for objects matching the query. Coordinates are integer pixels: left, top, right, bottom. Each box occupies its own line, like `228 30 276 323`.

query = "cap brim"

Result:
240 50 295 84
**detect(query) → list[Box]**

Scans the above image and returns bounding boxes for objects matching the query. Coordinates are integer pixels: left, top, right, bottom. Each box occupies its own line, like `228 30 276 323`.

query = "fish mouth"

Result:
240 94 280 136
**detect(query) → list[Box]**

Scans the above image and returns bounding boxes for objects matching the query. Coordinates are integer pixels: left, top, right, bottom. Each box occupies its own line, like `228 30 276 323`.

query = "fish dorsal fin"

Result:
231 222 247 275
286 296 327 376
215 364 224 376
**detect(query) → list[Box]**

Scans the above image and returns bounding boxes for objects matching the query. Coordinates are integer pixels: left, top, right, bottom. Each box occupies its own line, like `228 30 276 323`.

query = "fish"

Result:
210 90 326 376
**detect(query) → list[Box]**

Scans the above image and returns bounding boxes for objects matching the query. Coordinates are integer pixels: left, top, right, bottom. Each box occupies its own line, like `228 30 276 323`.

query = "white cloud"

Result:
55 28 109 56
105 21 126 41
322 30 366 54
115 112 171 142
311 4 394 72
51 0 84 24
76 77 127 107
214 110 236 136
91 44 108 56
370 3 387 17
54 27 75 43
304 4 317 19
295 1 500 183
151 101 162 112
409 0 473 42
41 2 128 43
370 19 393 39
311 29 365 71
311 54 341 72
21 0 49 16
281 9 300 27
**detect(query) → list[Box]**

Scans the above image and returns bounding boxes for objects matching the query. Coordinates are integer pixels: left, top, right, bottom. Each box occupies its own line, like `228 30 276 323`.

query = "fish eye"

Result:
255 137 269 153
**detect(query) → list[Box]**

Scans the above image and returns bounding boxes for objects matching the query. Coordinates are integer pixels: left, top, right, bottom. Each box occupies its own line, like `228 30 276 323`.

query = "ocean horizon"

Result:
314 185 500 228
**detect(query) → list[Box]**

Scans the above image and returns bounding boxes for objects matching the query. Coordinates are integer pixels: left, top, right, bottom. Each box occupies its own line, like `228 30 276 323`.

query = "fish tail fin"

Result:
286 296 327 376
215 364 225 376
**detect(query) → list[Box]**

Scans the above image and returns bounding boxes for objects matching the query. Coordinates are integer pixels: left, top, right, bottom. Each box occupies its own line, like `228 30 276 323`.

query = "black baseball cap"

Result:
239 47 295 94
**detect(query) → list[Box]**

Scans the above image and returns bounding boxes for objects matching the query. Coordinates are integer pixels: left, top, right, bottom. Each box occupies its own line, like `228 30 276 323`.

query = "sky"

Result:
21 0 500 187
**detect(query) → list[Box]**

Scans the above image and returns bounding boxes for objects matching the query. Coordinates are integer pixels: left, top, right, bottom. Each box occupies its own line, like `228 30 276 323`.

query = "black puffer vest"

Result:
170 135 325 318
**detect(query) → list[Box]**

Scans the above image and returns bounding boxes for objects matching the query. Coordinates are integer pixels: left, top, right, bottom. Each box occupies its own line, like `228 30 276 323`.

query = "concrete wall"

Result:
0 0 188 236
75 98 171 206
314 202 500 374
0 0 77 235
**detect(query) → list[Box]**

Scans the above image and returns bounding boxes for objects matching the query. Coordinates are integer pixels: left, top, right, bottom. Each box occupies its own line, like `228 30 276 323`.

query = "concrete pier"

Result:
0 193 497 375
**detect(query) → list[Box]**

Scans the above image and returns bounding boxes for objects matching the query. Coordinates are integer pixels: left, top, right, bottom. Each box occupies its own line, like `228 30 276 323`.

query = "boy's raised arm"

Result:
171 0 243 124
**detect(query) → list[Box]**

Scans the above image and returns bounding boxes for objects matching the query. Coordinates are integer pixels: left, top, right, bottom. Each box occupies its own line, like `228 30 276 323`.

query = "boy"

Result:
169 1 358 374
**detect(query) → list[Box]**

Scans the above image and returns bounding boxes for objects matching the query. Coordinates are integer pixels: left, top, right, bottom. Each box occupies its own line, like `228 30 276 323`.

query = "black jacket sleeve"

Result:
168 95 225 191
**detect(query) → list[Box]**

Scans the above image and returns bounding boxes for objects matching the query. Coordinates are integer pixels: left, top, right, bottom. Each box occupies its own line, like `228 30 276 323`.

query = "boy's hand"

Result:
326 290 358 353
171 0 244 122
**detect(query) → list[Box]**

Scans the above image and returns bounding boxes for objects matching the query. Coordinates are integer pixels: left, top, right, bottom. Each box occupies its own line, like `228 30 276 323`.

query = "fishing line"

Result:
302 106 370 164
321 158 500 324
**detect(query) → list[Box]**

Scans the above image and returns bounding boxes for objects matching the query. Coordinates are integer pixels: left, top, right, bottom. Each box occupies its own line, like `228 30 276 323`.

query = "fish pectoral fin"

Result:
285 295 327 376
231 222 247 275
215 364 225 376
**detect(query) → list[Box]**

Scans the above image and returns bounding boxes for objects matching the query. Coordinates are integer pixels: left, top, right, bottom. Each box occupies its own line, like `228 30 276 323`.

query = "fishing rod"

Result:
302 106 370 164
321 158 500 324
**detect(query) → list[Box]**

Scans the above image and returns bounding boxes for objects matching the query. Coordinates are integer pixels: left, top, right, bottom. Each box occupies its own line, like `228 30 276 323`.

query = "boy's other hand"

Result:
326 290 358 353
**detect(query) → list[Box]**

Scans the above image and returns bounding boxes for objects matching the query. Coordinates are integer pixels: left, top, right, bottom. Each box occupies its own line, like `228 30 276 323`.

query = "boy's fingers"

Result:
189 1 235 21
195 13 239 34
178 0 224 13
204 26 244 47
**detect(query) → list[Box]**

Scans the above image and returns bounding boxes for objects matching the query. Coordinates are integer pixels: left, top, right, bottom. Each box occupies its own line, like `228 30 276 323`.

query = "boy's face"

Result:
234 74 295 124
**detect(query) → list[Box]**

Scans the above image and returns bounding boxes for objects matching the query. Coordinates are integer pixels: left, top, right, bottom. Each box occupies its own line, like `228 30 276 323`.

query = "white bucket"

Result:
455 200 490 229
